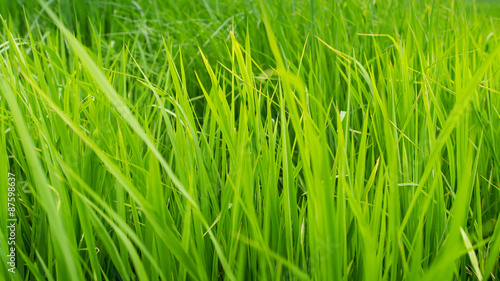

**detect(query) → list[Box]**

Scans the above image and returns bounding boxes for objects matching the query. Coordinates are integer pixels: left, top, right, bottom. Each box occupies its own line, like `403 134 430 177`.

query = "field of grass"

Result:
1 0 500 280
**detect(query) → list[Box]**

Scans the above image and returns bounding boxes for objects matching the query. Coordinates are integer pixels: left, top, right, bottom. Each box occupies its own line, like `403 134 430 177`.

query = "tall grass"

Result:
1 0 499 280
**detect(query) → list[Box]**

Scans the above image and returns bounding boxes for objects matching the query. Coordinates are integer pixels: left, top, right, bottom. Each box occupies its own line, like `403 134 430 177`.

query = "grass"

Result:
0 0 499 280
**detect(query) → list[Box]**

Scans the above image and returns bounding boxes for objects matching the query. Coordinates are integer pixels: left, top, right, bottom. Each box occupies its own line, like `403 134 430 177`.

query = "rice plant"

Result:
1 0 499 280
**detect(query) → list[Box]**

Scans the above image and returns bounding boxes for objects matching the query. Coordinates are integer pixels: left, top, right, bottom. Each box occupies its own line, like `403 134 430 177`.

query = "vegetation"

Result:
1 0 499 280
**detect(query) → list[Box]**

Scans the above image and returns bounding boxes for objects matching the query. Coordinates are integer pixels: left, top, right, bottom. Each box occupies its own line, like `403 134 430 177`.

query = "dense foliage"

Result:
1 0 499 280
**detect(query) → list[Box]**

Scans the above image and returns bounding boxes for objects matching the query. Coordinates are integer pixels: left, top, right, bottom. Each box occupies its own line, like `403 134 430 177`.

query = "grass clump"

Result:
1 0 500 280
